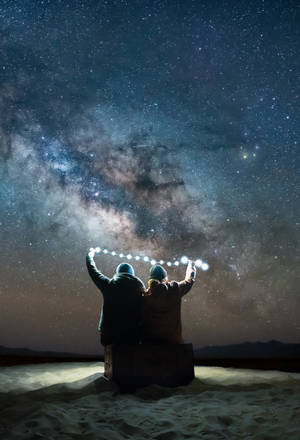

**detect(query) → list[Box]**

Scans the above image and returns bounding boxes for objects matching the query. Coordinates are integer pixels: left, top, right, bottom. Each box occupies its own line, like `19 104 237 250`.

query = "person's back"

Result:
86 250 145 346
141 262 196 344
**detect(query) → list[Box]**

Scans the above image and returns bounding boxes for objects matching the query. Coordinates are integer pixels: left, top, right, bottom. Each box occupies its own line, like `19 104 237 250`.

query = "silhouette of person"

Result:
141 261 196 344
86 248 145 346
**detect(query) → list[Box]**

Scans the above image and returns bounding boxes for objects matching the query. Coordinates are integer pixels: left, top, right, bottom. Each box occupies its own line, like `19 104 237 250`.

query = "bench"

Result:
104 343 194 390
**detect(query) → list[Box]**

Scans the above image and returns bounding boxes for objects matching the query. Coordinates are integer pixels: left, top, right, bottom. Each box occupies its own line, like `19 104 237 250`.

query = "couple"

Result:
86 249 196 346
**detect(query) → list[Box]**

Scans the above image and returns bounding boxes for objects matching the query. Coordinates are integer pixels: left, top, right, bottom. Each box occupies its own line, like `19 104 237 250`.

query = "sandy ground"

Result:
0 362 299 439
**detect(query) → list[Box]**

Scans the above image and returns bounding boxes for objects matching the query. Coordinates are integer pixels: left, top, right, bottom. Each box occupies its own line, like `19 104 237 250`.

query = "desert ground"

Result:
0 362 299 439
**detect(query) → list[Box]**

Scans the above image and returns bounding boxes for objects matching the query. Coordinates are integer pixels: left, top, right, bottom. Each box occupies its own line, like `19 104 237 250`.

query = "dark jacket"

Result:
86 254 145 346
141 278 194 344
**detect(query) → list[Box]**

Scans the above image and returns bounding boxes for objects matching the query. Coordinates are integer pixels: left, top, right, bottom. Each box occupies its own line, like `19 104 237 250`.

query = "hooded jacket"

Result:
141 278 194 344
86 254 145 346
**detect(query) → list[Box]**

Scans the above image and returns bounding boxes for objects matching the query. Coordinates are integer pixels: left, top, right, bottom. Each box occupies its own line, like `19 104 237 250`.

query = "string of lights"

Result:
89 247 210 271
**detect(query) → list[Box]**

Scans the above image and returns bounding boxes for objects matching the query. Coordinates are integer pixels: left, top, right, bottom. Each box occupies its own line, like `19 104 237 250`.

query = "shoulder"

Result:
167 281 184 296
131 275 145 289
147 279 167 294
117 273 145 290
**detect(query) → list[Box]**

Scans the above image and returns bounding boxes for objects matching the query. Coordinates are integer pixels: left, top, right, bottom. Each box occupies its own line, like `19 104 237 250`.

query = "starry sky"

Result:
0 0 299 355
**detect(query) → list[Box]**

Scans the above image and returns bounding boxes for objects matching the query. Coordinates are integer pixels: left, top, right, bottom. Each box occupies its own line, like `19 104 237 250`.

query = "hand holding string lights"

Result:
88 247 210 271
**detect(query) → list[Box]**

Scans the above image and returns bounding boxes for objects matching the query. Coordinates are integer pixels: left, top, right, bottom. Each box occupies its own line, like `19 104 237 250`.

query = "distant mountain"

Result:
1 340 300 361
0 345 99 359
194 340 300 359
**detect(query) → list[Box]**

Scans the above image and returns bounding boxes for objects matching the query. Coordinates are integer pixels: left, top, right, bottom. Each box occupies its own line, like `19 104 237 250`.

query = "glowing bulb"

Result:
180 256 189 265
201 262 209 271
127 254 132 260
195 259 203 268
167 262 172 266
95 247 101 253
174 261 179 266
103 249 108 254
143 256 149 262
135 256 140 260
111 251 116 256
150 259 156 265
119 253 124 258
159 260 164 265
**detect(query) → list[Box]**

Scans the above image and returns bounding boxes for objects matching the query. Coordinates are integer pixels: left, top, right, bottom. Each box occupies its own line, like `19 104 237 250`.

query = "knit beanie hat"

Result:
149 264 167 281
116 263 134 276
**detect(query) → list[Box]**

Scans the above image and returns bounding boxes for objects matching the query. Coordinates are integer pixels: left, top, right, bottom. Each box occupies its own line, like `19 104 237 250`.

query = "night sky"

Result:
0 0 299 355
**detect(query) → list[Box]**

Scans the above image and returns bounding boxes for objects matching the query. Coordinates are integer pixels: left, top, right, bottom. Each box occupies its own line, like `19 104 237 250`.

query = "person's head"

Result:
116 262 135 276
149 264 167 282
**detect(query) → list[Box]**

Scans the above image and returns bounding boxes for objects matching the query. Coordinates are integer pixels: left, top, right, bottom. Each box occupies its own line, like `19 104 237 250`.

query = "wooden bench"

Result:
104 343 194 390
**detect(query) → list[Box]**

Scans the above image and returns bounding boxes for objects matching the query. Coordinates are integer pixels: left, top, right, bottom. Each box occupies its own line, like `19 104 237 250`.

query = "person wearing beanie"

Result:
141 261 196 344
86 249 145 346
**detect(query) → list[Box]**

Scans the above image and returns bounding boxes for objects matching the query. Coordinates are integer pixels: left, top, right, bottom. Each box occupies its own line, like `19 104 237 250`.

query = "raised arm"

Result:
86 248 110 291
178 260 196 297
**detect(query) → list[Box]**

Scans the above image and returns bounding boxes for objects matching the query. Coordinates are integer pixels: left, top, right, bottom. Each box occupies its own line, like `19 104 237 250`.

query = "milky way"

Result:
0 0 299 354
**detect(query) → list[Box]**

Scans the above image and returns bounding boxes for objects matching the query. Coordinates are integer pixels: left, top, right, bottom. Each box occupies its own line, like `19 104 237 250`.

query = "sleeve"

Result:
86 253 110 291
177 279 194 297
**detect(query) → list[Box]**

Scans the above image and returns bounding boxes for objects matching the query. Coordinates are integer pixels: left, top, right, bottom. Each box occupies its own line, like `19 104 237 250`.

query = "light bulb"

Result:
143 256 149 262
180 256 189 265
95 247 101 253
195 259 203 268
135 255 140 260
127 254 132 260
201 262 209 271
150 259 156 265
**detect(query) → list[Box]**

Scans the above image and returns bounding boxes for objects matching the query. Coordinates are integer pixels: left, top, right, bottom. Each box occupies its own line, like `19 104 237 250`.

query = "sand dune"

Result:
0 362 299 439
